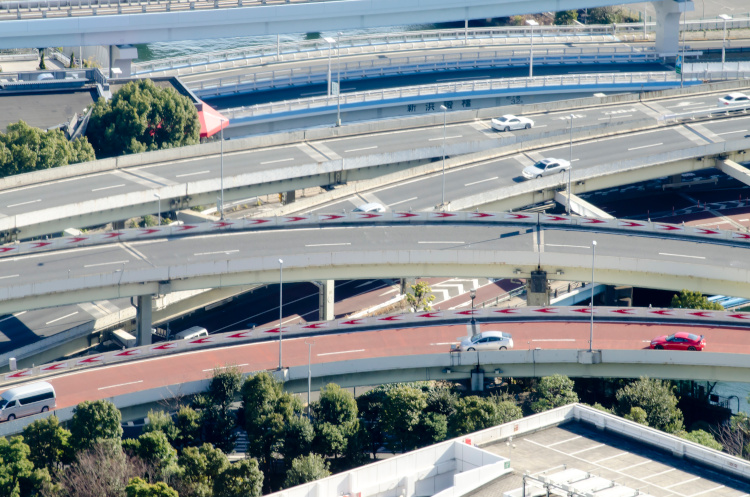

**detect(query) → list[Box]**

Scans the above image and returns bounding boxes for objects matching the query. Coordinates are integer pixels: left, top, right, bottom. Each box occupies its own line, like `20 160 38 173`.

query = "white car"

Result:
452 331 514 352
353 202 385 213
491 114 534 132
717 92 749 106
522 158 571 180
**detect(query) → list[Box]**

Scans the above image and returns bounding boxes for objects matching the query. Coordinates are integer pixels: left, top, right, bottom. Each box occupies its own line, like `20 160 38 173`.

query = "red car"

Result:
650 332 706 351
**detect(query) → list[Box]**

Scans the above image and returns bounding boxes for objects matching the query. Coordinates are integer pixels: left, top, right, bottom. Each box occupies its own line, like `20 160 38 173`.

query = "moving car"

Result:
522 158 571 180
491 114 534 132
649 332 706 351
717 92 749 106
452 331 514 352
0 381 56 422
353 202 386 213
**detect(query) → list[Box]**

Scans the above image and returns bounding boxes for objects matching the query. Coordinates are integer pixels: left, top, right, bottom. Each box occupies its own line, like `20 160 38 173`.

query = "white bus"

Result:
0 381 56 422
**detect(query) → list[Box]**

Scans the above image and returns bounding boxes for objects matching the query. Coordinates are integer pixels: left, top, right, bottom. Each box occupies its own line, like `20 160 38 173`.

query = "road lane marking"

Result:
465 176 499 187
0 311 25 323
92 184 125 192
628 143 663 151
659 252 706 259
388 197 418 207
740 218 749 222
598 115 632 120
46 311 79 325
0 274 19 280
546 244 590 249
176 170 210 177
260 158 295 165
433 342 456 346
203 363 248 372
98 380 144 391
305 243 351 247
344 146 378 153
379 288 399 296
194 250 240 256
318 349 365 356
418 241 463 244
532 339 577 342
355 281 374 288
7 199 41 208
668 101 705 108
84 260 130 267
716 129 748 135
429 135 462 141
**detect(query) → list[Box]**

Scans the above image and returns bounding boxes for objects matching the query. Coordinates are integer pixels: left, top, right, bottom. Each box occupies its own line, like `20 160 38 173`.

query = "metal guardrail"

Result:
221 71 682 120
191 46 658 94
661 102 750 122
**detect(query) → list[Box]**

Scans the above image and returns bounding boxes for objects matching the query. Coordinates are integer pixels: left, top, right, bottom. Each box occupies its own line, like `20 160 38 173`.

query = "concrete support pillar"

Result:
136 294 153 346
470 368 485 392
281 190 296 205
400 278 416 295
653 0 694 55
526 270 549 307
717 159 750 186
112 220 125 230
319 280 335 321
554 191 613 219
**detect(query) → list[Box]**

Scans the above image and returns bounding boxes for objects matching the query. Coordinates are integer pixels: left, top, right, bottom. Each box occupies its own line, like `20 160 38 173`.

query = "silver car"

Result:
491 114 534 132
452 331 514 352
522 158 571 180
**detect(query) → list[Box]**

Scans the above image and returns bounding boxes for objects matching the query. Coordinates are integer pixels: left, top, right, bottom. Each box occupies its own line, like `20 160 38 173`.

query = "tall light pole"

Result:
278 258 283 370
306 339 315 416
153 193 161 225
336 31 343 127
720 14 732 71
526 19 538 78
219 117 227 220
323 36 335 96
567 114 574 215
440 104 447 208
589 240 597 352
470 289 476 326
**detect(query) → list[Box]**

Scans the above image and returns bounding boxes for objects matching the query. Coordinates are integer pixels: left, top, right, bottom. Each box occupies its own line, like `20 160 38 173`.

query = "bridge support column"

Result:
135 294 153 346
527 270 549 307
554 191 613 219
470 367 485 392
717 159 750 186
112 220 125 230
319 280 335 321
281 190 296 205
653 0 694 55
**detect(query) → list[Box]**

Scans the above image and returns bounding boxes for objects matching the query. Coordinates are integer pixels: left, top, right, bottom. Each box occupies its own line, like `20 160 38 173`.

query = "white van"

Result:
0 381 56 422
174 326 209 340
353 202 386 213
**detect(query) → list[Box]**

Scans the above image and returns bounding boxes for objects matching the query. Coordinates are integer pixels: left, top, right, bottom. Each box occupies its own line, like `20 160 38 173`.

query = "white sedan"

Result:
522 158 571 180
491 114 534 132
451 331 514 352
717 92 749 106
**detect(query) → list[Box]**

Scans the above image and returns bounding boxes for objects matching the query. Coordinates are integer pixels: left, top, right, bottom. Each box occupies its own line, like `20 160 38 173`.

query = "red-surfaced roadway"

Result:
18 320 750 412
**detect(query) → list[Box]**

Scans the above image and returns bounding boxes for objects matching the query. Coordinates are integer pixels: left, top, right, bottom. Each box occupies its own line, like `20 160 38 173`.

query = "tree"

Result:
356 386 391 458
405 281 435 312
174 406 202 449
554 10 577 24
284 454 331 488
679 430 723 451
713 413 750 459
414 412 448 447
670 290 724 311
311 384 359 458
380 384 427 452
38 50 46 70
124 431 178 482
0 120 95 178
208 366 244 414
86 79 200 159
174 443 229 497
624 406 649 425
0 436 35 497
199 403 238 454
213 459 263 497
615 377 684 433
280 415 315 464
69 400 124 452
449 396 522 437
22 415 73 472
531 374 579 413
126 477 178 497
142 410 179 447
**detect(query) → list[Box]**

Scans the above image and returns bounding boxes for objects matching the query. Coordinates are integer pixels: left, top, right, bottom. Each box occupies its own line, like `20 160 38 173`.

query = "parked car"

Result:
353 202 385 213
522 158 571 180
491 114 534 132
649 332 706 351
452 331 514 352
717 92 749 106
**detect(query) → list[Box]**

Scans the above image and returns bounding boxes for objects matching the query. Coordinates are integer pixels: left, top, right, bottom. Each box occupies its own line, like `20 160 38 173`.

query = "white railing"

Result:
222 72 681 120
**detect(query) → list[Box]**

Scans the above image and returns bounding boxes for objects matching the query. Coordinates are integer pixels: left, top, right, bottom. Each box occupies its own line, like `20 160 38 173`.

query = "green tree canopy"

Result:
213 459 263 497
86 79 200 159
0 120 95 178
69 400 124 452
380 384 428 452
623 406 649 425
126 477 179 497
615 377 684 433
670 290 724 310
284 454 331 488
531 374 579 413
406 281 435 312
679 430 723 451
311 384 359 458
280 415 315 464
142 409 179 446
175 443 229 497
554 10 578 24
125 431 178 481
208 366 244 414
174 406 202 449
22 415 73 472
449 396 522 436
0 436 35 497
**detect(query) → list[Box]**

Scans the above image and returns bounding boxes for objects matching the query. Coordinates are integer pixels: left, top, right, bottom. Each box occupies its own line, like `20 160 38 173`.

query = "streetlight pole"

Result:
278 258 283 370
440 104 447 208
567 114 573 215
323 36 335 96
470 289 476 326
720 14 731 71
306 339 314 416
153 193 161 225
336 32 343 127
219 118 226 220
589 240 597 352
526 19 538 78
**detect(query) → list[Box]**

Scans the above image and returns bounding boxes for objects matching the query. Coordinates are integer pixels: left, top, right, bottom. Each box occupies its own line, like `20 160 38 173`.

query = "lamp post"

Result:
567 114 574 215
305 339 315 416
323 36 335 96
526 19 538 78
440 104 447 208
278 258 283 370
219 117 227 220
153 193 161 225
336 31 343 127
720 14 732 71
589 240 597 352
470 289 476 326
